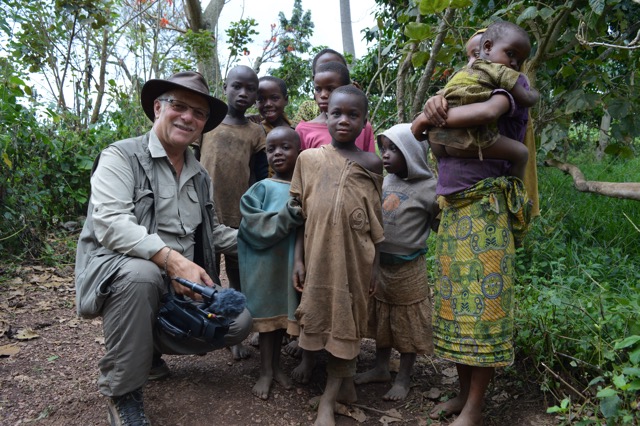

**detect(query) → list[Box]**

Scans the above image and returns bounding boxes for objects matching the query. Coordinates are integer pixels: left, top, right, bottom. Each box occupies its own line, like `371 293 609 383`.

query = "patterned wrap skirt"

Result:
433 176 530 367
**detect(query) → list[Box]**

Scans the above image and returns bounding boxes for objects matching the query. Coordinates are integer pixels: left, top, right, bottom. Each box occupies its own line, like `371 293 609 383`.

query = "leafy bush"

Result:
0 66 147 261
516 156 640 424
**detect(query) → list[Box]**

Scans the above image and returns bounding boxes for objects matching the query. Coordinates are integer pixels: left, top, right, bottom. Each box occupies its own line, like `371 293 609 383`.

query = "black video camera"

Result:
156 277 246 347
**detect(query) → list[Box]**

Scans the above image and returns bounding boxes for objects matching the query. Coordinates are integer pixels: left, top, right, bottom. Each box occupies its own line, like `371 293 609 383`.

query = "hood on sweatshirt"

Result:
377 123 433 181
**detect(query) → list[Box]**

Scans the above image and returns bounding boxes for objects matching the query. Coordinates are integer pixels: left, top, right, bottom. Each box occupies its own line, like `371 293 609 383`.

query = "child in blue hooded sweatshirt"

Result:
355 123 440 401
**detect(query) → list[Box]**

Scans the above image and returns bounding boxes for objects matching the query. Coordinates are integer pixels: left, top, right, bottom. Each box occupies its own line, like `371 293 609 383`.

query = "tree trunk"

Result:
545 158 640 200
339 0 356 68
185 0 224 95
90 28 109 125
411 8 454 117
595 110 611 161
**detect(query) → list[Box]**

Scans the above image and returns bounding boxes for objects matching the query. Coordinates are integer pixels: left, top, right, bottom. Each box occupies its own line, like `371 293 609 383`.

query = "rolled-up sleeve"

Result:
90 146 165 258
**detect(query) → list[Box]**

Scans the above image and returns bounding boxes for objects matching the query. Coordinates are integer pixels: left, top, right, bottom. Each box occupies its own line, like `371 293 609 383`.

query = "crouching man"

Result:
75 71 252 426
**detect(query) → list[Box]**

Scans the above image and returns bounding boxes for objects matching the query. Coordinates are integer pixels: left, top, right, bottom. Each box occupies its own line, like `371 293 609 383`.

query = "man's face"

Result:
153 89 209 149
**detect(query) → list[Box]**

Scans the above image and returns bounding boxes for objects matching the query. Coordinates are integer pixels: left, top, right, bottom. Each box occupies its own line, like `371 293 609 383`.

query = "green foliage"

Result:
0 55 147 260
226 18 259 62
177 29 215 68
276 0 314 56
516 156 640 423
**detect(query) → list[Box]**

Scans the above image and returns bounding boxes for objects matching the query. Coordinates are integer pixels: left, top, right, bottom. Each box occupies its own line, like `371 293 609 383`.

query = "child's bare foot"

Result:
249 332 260 347
383 382 410 401
449 410 483 426
429 395 466 419
274 368 294 390
283 339 303 358
252 375 272 400
336 378 357 404
314 396 336 426
229 343 251 360
292 351 315 383
354 366 391 385
291 360 314 383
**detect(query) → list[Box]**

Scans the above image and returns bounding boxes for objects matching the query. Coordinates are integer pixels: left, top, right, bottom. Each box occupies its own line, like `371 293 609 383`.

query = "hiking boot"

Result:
107 388 151 426
148 355 170 381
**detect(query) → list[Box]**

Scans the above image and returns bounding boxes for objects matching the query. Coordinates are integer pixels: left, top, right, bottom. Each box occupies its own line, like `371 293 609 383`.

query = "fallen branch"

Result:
545 158 640 201
541 362 587 402
350 403 402 419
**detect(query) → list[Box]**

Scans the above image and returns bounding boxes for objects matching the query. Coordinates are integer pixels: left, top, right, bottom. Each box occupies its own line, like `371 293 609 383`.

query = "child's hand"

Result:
293 261 306 293
423 95 448 127
369 266 380 297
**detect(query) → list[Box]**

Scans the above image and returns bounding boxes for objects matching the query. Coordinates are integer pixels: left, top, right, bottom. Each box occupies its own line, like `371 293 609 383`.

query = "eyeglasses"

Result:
157 98 209 122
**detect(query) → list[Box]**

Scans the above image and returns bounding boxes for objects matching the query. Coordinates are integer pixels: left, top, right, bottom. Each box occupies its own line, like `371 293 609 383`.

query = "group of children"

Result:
195 19 535 426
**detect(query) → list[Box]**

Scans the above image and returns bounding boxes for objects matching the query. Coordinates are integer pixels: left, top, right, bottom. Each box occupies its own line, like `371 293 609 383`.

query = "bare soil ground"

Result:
0 262 557 426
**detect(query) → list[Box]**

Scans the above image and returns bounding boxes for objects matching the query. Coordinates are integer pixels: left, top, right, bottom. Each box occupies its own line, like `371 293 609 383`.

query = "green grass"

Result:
515 155 640 424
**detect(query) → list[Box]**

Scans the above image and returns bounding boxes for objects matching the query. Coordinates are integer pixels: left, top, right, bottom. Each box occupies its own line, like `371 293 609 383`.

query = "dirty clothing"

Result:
199 122 267 228
290 144 384 360
369 124 438 354
238 179 304 334
199 121 266 289
428 59 521 151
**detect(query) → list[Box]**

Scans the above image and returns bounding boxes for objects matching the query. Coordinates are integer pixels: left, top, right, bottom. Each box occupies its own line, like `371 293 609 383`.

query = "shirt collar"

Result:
148 129 201 179
148 129 166 159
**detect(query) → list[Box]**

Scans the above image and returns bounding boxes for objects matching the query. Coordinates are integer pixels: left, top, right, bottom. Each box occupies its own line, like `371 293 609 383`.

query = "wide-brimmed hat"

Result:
141 71 227 133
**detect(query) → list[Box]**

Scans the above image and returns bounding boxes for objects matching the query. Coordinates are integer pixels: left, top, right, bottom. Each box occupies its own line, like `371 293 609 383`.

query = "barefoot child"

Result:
412 21 538 180
291 85 383 425
355 123 439 401
238 127 304 400
199 65 267 360
295 61 375 153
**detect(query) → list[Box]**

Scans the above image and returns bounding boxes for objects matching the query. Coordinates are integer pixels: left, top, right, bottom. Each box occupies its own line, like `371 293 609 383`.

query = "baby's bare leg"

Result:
481 135 529 180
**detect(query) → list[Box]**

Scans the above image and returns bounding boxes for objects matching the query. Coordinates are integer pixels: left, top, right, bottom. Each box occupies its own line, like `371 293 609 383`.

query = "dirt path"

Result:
0 264 555 425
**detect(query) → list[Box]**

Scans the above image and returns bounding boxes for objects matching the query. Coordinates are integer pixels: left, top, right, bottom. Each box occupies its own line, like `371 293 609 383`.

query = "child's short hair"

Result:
312 48 347 73
315 61 350 86
481 20 529 45
259 76 288 99
266 126 300 148
331 85 368 116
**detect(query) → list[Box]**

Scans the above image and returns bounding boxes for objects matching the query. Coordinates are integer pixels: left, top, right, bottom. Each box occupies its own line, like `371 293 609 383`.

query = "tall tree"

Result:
339 0 356 66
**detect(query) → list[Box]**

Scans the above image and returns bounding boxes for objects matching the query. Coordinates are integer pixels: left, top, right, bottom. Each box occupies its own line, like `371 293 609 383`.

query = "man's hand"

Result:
152 247 213 300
